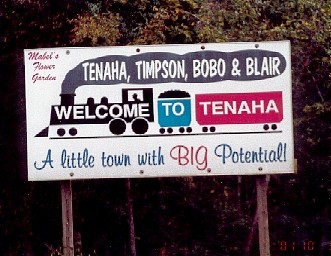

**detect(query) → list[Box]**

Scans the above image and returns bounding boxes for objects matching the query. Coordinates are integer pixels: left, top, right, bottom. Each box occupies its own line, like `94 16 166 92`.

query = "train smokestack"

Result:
60 94 75 106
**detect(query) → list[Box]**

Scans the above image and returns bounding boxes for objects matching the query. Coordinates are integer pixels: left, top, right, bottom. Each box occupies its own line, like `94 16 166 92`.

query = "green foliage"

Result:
131 0 199 44
195 0 331 43
70 13 121 46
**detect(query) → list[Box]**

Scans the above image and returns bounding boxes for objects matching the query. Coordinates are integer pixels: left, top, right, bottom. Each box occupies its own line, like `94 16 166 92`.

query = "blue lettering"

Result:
214 142 287 164
138 147 165 166
34 149 54 170
61 148 94 168
214 144 232 164
101 152 131 167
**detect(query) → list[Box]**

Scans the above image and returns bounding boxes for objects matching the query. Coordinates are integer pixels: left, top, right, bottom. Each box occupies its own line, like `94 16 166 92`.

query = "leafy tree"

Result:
70 11 121 46
130 0 199 44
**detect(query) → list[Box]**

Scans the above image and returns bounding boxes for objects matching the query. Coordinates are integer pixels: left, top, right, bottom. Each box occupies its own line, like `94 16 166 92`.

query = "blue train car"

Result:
157 90 192 134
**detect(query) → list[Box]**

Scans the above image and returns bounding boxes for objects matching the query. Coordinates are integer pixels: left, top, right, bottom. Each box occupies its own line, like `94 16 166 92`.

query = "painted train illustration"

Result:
49 88 154 137
40 87 284 138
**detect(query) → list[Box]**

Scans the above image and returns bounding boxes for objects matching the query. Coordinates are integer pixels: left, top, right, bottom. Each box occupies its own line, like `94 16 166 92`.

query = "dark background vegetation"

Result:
1 0 330 255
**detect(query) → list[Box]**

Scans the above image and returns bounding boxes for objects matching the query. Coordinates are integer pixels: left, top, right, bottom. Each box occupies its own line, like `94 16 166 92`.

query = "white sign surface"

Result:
24 41 294 181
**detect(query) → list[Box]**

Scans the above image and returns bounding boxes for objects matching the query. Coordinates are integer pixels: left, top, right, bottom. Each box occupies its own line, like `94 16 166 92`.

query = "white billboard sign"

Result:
24 41 294 181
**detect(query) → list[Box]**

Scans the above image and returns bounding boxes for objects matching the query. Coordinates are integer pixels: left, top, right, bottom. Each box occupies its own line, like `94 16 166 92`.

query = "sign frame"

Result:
24 41 294 181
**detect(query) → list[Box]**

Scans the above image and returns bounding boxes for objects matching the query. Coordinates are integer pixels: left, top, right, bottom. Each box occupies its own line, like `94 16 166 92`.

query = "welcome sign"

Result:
24 41 294 181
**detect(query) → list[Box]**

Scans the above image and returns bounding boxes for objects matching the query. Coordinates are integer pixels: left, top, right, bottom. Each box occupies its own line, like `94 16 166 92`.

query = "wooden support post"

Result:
256 175 270 256
61 180 74 256
126 178 137 256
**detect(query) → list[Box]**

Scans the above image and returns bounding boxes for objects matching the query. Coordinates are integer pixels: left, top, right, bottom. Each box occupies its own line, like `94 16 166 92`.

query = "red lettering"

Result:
32 73 56 83
33 62 55 72
278 241 287 251
170 145 208 171
28 51 54 61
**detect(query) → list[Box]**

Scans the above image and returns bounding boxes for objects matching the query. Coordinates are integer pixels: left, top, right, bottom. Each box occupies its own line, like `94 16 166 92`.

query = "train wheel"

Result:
57 128 65 137
69 127 77 136
109 118 126 135
132 118 148 134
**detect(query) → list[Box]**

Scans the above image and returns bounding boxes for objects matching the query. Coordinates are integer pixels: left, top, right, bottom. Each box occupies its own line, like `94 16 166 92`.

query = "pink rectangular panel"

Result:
195 91 283 125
